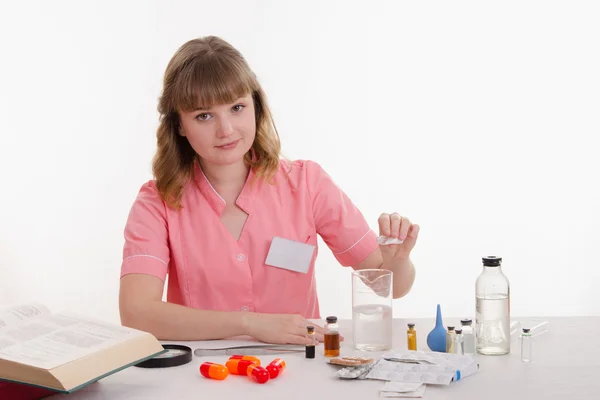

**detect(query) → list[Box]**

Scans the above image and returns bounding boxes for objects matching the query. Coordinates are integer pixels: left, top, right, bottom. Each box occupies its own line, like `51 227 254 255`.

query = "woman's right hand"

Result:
243 312 330 345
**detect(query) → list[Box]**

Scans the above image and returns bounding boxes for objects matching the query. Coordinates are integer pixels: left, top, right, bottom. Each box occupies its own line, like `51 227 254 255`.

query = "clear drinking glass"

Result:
352 269 393 351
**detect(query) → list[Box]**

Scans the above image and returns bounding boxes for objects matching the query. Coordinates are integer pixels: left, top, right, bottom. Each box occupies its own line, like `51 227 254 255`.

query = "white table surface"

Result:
50 317 600 399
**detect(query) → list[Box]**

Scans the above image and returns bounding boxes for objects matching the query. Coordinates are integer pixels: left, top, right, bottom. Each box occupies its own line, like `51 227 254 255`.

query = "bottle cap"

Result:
460 318 472 325
456 329 462 334
307 326 315 333
326 316 338 323
482 256 502 266
407 323 415 328
447 326 455 331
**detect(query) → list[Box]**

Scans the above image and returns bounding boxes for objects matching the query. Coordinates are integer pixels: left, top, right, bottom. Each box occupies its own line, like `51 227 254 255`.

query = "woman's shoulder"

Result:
130 179 167 208
276 158 327 178
265 158 332 194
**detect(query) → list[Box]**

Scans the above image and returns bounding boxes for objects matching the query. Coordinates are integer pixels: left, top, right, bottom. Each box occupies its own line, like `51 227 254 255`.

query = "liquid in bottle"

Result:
324 316 340 357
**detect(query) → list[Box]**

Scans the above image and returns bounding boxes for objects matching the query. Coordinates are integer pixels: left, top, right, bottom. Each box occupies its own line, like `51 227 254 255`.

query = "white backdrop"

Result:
1 0 599 325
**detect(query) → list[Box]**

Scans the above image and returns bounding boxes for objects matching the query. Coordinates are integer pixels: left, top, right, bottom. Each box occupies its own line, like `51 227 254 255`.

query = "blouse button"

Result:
236 253 246 261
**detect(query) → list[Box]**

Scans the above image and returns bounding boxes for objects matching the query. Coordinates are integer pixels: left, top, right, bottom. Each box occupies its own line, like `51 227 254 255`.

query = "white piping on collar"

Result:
199 167 226 205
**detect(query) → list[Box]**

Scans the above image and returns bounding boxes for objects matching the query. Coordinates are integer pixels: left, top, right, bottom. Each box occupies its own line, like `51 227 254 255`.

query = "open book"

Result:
0 303 165 394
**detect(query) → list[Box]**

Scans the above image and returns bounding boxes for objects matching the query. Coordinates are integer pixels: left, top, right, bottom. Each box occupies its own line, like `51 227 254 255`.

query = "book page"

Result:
0 303 51 329
0 311 147 370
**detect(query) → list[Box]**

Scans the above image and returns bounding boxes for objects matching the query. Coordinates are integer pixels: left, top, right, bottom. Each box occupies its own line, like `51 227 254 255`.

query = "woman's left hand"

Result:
377 213 420 262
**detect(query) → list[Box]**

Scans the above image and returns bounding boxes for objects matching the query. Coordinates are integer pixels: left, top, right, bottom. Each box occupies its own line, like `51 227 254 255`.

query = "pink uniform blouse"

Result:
120 159 378 318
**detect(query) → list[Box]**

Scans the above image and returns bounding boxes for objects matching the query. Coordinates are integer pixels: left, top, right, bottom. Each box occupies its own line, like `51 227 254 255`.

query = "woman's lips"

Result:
216 139 239 149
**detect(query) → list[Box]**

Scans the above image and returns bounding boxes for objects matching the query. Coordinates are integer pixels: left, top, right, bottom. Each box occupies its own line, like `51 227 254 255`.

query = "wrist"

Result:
239 311 258 336
383 257 412 271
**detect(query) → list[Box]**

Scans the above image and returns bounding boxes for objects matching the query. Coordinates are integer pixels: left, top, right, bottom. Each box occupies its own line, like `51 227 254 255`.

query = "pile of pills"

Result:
200 355 286 384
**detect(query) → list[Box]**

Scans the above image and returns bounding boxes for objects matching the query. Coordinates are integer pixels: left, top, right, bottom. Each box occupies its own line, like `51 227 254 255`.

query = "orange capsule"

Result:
266 358 286 379
199 362 229 380
229 355 261 365
247 363 270 384
226 358 257 375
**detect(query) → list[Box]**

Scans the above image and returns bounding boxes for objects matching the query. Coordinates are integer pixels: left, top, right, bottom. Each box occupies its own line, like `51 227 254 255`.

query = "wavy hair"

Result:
152 36 282 209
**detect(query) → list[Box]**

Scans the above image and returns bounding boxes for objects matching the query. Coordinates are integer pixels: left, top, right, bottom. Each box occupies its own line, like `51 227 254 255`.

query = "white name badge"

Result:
265 236 316 274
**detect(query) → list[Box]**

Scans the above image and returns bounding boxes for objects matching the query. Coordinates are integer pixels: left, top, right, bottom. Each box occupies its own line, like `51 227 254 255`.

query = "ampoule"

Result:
324 316 340 357
446 326 455 353
453 329 464 355
460 318 476 355
520 328 532 362
407 323 417 351
305 326 316 359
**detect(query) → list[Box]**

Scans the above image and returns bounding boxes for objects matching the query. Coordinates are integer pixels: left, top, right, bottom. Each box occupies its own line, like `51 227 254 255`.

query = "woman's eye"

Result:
196 113 211 121
232 104 245 112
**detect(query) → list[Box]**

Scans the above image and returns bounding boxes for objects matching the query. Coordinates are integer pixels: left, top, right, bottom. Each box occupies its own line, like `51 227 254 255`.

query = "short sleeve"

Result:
305 160 378 266
120 181 170 281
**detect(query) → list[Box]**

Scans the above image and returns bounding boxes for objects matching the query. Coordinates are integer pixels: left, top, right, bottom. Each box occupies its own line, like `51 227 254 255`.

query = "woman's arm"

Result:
119 274 248 340
119 274 325 343
353 249 416 299
353 213 419 298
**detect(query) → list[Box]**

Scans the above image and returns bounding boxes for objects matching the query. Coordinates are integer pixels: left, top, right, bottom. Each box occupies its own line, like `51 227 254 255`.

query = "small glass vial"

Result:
446 326 455 353
520 328 532 362
306 326 316 359
407 323 417 350
460 318 476 355
324 316 340 357
453 329 464 355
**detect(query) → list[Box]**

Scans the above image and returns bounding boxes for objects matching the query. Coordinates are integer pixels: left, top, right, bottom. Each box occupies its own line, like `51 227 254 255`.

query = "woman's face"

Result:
179 93 256 167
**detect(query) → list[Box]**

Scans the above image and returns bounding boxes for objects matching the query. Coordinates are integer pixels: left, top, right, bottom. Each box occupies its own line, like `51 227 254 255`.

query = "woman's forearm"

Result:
382 258 416 299
121 300 251 340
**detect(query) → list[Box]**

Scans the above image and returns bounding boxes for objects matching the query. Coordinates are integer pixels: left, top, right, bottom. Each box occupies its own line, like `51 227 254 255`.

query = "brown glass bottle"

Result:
324 316 340 357
306 326 316 359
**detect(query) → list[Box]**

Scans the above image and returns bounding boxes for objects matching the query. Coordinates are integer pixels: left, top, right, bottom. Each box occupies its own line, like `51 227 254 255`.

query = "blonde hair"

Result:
152 36 282 209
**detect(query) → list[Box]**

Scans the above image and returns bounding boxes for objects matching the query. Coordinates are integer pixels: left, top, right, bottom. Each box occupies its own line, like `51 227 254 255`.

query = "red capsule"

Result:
226 358 257 375
266 358 286 379
229 355 261 365
199 362 229 380
247 363 270 384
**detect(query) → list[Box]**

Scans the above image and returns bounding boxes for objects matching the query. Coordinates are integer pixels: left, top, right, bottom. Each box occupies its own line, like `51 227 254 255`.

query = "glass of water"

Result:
352 269 393 351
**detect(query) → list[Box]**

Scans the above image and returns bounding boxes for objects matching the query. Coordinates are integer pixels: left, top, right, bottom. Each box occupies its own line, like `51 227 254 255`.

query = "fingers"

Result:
303 320 344 342
390 213 402 238
310 323 325 335
399 216 411 240
401 224 420 252
295 317 345 344
378 213 391 237
296 315 325 335
285 333 313 345
380 212 412 240
408 223 420 239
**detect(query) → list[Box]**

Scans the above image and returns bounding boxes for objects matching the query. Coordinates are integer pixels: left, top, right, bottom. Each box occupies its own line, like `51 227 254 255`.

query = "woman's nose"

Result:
216 116 234 137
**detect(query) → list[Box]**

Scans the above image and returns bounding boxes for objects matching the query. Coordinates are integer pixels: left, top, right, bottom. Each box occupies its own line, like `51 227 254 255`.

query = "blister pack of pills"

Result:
377 236 404 245
334 361 377 380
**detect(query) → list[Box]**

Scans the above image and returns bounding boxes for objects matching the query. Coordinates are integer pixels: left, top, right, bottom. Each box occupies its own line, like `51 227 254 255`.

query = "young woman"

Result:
119 36 419 345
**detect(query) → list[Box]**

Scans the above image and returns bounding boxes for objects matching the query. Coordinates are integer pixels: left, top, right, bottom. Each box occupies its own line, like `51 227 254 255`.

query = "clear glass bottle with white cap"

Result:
476 256 510 355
